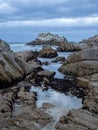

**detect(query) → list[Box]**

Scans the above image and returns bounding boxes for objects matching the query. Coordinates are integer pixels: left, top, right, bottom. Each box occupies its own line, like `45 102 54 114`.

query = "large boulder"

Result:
26 32 67 45
39 46 58 58
59 48 98 76
56 109 98 130
37 70 55 78
0 39 30 88
15 50 38 62
57 42 81 52
79 35 98 49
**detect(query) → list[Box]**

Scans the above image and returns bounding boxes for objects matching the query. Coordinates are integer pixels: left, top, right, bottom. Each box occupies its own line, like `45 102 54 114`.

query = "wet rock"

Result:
56 109 98 130
26 32 67 45
37 70 55 78
42 61 50 65
52 56 65 63
30 109 52 127
0 84 52 130
42 103 55 110
0 116 39 130
39 46 58 58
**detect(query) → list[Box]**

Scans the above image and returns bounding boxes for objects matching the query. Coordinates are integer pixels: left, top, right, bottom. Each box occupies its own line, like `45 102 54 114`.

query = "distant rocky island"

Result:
0 33 98 130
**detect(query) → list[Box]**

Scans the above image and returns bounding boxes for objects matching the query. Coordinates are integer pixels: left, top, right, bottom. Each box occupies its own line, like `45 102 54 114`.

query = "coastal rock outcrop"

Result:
57 44 98 130
79 35 98 49
26 32 81 52
26 32 67 45
59 48 98 76
0 39 30 88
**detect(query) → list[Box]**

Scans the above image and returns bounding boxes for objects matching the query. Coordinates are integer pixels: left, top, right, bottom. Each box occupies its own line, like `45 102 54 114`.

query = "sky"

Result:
0 0 98 42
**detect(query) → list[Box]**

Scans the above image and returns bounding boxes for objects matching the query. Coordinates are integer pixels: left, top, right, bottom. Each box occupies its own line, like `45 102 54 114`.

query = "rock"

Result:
57 42 98 130
42 103 55 110
26 32 67 45
29 109 52 127
59 48 98 76
0 39 30 88
59 60 98 76
27 61 42 71
57 42 81 52
52 56 65 63
67 47 98 63
0 84 52 130
37 70 55 78
79 35 98 49
56 109 98 130
0 39 10 51
39 46 58 58
42 61 50 65
15 50 38 62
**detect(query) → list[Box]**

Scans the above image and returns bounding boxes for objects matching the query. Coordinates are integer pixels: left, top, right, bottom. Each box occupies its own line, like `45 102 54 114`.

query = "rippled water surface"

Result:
30 85 82 109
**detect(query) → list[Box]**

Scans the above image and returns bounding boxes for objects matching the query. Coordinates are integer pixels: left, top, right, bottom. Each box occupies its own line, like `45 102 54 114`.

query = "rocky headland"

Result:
0 34 98 130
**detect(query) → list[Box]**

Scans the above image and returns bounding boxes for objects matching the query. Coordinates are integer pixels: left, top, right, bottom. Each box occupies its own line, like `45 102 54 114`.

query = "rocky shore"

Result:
0 33 98 130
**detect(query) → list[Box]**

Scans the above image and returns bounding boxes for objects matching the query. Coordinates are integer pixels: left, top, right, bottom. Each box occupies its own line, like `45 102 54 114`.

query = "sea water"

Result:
9 42 82 130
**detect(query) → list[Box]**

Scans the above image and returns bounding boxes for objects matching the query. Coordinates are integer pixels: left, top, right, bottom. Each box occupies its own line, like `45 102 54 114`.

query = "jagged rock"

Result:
79 35 98 49
39 46 58 58
0 39 30 88
26 32 67 45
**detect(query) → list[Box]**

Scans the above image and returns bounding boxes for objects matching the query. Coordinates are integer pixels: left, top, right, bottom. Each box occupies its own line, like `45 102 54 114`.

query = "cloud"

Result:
0 0 98 21
0 1 16 14
9 0 67 6
0 16 98 28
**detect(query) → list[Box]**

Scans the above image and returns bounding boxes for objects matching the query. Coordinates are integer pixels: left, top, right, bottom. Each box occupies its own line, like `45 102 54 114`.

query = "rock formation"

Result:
39 45 58 58
26 32 67 45
26 32 81 52
79 35 98 49
59 47 98 76
57 38 98 130
0 39 30 88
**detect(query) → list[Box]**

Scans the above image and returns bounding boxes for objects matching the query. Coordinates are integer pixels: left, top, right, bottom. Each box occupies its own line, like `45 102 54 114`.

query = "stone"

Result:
79 34 98 49
15 50 38 62
57 42 81 52
56 109 98 130
39 46 58 58
37 70 55 78
59 48 98 76
42 103 55 110
0 39 30 88
52 56 65 63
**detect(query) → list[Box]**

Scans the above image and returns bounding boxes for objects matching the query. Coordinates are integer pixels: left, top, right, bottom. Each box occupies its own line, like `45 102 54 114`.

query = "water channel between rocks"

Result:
10 43 83 130
30 85 82 130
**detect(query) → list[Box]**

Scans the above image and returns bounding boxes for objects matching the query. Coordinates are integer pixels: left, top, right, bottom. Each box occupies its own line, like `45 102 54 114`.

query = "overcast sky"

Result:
0 0 98 42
